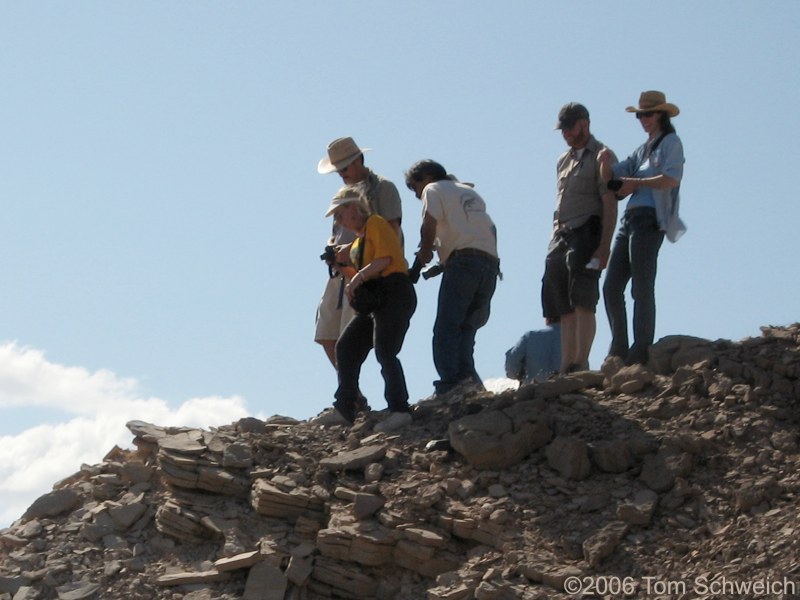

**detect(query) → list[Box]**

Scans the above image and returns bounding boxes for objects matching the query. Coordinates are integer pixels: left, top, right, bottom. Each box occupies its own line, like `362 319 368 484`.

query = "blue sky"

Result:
1 1 798 525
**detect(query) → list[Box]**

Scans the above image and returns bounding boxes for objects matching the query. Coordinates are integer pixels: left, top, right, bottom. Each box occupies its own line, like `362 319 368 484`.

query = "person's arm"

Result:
415 211 438 266
505 338 526 380
617 173 679 197
592 191 618 269
618 136 683 196
345 256 392 300
598 148 615 181
593 147 619 268
385 218 402 240
375 180 403 240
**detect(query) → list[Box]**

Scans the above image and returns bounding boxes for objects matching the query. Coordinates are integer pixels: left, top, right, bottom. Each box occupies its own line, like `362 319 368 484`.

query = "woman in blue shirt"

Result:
598 91 686 366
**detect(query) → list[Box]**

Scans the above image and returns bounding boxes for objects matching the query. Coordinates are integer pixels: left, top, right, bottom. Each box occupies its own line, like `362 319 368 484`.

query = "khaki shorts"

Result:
314 275 356 342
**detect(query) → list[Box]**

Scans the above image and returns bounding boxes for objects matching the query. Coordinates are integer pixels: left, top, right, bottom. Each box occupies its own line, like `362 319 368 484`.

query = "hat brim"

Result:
317 148 372 174
625 103 680 117
554 121 577 131
324 196 360 217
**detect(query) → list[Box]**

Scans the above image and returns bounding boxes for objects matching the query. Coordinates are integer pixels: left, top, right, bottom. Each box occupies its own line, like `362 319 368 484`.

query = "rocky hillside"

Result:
1 325 799 600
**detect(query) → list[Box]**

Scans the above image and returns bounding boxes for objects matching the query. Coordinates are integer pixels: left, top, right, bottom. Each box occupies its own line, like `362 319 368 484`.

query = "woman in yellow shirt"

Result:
323 186 417 431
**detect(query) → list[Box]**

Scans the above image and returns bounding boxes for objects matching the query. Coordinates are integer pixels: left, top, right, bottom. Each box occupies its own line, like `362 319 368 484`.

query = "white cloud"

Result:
0 342 254 528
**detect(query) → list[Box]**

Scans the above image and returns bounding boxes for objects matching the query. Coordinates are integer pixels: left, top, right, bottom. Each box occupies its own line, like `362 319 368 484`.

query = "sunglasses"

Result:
636 111 658 120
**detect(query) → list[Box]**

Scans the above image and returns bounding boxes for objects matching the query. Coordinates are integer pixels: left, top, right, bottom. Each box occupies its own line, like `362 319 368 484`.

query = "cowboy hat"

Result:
626 91 680 117
317 137 371 174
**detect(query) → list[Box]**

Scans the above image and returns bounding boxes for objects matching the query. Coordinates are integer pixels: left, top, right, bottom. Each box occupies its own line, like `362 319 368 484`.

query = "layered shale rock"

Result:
1 324 799 599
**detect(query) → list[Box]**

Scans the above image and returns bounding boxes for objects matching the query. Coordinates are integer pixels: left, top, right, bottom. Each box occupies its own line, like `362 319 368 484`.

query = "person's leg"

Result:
603 221 632 359
542 241 573 372
334 314 373 422
319 340 337 368
558 308 595 372
558 311 577 372
372 277 417 412
314 276 346 368
456 257 498 385
432 257 481 394
627 212 665 365
563 217 601 371
572 306 596 370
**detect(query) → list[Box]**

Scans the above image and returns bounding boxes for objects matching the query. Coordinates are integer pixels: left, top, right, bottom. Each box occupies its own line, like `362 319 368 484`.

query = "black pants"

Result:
335 274 417 414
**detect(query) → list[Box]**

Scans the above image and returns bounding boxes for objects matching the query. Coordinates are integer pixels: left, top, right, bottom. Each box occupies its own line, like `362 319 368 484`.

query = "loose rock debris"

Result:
2 325 800 599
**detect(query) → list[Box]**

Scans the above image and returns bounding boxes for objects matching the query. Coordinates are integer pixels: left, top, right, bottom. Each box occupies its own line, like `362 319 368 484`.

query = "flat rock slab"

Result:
158 431 207 455
56 582 101 600
320 445 387 471
156 570 231 586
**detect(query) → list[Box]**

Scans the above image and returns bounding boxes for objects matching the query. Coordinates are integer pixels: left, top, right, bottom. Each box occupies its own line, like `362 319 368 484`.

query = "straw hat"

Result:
324 187 362 217
317 137 371 174
626 91 680 117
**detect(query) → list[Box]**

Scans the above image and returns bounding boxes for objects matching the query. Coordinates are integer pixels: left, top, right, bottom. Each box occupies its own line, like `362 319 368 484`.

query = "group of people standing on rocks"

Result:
313 90 685 430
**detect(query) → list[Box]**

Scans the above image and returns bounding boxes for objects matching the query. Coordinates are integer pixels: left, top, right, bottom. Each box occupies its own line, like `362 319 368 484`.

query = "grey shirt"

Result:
554 136 615 229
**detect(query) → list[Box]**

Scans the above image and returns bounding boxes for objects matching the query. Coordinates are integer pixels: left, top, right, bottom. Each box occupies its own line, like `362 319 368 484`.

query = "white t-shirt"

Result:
422 179 498 263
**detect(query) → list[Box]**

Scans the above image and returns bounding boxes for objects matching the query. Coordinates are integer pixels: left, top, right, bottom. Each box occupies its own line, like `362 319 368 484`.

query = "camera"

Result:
423 264 443 279
408 257 443 284
607 179 623 192
320 245 336 265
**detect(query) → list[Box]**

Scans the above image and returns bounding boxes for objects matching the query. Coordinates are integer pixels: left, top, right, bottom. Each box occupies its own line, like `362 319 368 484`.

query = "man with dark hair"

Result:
542 103 617 373
405 159 500 395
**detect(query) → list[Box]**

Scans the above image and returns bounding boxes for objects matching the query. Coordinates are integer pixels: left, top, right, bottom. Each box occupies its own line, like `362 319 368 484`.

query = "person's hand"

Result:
345 272 364 301
618 178 639 197
335 244 351 266
592 247 611 270
415 247 434 266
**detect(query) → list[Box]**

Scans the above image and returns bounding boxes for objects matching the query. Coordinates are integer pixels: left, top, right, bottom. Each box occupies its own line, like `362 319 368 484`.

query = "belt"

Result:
625 206 656 215
449 247 499 262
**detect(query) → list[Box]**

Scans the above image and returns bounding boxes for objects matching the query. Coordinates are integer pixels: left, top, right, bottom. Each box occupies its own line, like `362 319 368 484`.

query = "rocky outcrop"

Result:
1 324 799 599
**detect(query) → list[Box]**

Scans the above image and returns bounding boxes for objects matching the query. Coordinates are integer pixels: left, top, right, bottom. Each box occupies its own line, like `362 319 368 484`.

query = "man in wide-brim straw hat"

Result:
316 136 403 238
311 136 404 425
317 136 370 174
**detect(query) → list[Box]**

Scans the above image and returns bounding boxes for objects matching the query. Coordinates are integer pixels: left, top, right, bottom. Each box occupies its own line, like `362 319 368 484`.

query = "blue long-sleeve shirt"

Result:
505 324 561 383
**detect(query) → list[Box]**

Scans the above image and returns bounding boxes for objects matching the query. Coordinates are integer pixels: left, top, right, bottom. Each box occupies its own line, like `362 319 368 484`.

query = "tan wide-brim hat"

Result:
625 91 680 117
317 137 371 174
324 187 362 217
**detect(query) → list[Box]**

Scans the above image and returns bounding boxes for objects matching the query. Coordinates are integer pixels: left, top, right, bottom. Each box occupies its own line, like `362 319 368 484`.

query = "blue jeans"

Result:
433 253 499 394
603 208 664 365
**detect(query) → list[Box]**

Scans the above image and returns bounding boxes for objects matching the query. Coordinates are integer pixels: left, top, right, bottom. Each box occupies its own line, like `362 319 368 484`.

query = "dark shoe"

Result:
624 350 648 366
332 399 357 424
